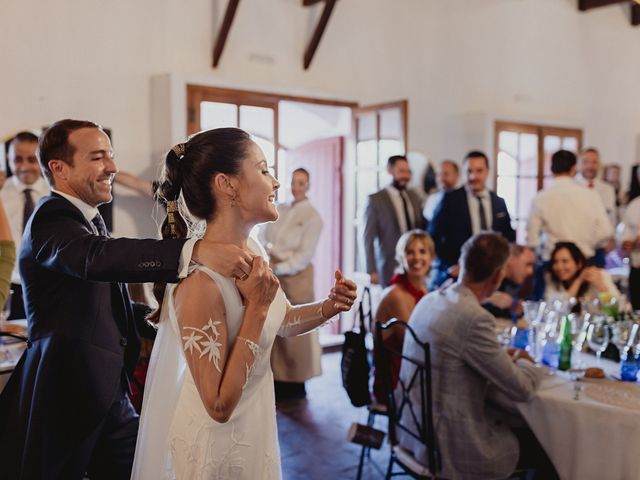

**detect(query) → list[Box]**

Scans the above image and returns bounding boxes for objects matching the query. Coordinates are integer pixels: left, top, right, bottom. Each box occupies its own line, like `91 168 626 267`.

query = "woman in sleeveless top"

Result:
372 230 434 405
132 128 357 479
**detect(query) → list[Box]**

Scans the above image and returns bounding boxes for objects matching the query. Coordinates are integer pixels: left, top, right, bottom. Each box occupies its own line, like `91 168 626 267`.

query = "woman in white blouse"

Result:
545 241 620 304
260 167 324 400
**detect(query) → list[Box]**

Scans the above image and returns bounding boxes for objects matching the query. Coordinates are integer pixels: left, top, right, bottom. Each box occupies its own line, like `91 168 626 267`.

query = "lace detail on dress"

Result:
238 336 261 390
182 318 224 373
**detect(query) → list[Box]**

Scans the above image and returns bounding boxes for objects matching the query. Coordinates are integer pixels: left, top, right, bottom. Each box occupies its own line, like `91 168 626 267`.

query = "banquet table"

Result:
516 352 640 480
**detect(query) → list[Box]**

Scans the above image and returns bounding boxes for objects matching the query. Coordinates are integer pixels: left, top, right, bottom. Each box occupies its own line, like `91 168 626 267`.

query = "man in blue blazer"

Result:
0 119 253 479
429 151 515 286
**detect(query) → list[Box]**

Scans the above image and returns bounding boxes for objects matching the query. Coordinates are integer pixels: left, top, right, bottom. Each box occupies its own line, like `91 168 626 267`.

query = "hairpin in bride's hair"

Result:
171 142 186 159
166 199 179 236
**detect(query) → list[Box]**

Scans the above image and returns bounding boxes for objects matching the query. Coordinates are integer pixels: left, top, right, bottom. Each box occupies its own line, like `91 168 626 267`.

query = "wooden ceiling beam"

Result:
578 0 626 10
212 0 241 68
632 3 640 25
303 0 337 70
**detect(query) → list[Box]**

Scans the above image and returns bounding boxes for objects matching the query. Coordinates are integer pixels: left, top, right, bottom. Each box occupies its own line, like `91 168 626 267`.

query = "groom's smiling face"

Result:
66 128 117 207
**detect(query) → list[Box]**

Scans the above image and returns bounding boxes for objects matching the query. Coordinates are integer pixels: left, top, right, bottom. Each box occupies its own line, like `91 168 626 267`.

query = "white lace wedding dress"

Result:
132 238 328 480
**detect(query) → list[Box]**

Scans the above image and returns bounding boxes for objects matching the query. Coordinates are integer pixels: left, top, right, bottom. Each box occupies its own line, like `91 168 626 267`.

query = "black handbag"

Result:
341 286 372 407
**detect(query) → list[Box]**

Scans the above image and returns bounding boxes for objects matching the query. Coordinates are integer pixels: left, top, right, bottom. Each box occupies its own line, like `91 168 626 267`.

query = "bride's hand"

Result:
236 256 280 308
193 240 254 279
322 270 358 318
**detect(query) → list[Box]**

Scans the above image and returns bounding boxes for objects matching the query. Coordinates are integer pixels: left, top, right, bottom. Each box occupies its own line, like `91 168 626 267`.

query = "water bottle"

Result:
620 348 639 382
511 326 529 350
542 331 560 369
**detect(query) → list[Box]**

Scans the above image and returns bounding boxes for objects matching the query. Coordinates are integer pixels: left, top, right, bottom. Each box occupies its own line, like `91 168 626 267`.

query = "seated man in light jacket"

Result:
398 232 556 480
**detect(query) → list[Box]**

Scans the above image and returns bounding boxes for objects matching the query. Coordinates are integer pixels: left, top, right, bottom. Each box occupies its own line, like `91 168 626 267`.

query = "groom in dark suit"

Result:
429 150 515 286
0 119 253 479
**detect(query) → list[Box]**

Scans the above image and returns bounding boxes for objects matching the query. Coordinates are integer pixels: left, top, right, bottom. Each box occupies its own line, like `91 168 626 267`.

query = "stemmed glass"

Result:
612 320 636 356
522 301 546 362
586 317 610 366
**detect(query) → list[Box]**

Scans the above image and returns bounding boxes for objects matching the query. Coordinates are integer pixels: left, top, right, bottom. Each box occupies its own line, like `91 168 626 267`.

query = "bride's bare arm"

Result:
278 270 358 337
175 258 278 423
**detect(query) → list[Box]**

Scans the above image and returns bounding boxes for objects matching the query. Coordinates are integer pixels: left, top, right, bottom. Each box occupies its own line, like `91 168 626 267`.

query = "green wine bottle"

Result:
558 316 572 371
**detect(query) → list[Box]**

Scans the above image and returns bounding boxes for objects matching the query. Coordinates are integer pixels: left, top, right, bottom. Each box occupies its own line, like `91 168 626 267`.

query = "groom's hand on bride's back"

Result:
236 256 279 308
192 241 254 279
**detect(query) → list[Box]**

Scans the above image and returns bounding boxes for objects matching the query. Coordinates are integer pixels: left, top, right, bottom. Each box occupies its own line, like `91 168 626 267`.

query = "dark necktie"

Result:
476 194 488 231
91 213 109 237
399 190 413 231
22 189 34 232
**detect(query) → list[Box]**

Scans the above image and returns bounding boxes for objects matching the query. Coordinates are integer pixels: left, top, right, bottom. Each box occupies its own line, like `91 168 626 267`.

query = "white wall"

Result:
2 0 639 239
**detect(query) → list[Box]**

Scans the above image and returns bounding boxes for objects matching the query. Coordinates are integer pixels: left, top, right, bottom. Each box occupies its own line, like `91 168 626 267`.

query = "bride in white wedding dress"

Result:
131 128 357 480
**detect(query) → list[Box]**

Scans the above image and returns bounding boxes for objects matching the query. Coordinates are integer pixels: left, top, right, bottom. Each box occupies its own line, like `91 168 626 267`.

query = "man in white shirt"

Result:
621 196 640 309
578 148 617 225
577 147 617 266
527 150 613 298
364 155 426 286
422 159 459 222
0 132 50 319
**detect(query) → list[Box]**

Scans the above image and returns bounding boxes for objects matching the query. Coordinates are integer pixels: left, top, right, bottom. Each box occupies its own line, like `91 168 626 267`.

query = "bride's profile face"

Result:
237 141 280 223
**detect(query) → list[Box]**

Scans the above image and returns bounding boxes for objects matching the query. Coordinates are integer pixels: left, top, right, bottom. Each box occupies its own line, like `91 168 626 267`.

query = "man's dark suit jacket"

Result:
0 193 186 479
429 187 515 270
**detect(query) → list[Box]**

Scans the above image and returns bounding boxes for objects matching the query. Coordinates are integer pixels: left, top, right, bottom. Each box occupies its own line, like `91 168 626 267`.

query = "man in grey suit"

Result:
399 232 556 479
364 155 426 286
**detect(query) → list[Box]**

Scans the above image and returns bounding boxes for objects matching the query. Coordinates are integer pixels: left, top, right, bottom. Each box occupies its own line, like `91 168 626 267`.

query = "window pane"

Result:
562 136 578 153
497 176 517 218
251 136 275 168
240 106 274 141
379 139 404 169
497 152 518 176
499 131 518 158
357 140 378 168
517 177 538 218
357 170 379 210
543 135 561 176
379 108 403 141
357 112 377 142
520 133 539 176
200 102 237 130
516 220 527 244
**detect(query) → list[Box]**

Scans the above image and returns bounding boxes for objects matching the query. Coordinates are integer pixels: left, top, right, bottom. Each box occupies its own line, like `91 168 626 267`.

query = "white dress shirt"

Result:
385 186 416 233
0 176 49 283
259 198 323 276
465 186 492 235
52 189 195 278
526 176 613 261
620 196 640 269
576 175 617 227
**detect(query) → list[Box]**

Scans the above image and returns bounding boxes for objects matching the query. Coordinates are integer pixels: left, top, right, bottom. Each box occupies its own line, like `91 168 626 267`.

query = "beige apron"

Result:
270 262 322 382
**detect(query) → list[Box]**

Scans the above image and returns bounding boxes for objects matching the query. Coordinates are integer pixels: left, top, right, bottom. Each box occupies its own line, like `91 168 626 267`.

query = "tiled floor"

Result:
277 352 389 480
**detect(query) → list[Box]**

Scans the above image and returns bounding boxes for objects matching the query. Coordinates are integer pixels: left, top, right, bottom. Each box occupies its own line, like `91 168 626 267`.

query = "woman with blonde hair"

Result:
372 229 434 404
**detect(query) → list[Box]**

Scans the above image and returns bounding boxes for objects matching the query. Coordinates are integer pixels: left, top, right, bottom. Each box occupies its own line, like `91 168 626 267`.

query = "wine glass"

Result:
611 320 635 355
586 318 610 366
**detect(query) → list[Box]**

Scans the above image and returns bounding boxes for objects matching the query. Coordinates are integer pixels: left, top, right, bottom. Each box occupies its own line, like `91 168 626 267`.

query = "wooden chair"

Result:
376 319 441 479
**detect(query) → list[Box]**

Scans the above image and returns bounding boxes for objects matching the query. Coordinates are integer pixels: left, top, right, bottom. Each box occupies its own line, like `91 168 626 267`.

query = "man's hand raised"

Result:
193 241 253 279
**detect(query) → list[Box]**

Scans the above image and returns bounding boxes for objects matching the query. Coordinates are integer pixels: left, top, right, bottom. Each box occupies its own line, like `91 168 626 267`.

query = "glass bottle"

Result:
558 316 572 371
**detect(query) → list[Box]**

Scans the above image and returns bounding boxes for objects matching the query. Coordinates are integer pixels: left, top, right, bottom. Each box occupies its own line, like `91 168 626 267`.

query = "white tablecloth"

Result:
517 353 640 480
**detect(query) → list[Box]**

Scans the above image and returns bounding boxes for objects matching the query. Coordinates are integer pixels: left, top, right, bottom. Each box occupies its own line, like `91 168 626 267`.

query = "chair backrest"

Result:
0 332 27 343
376 319 439 473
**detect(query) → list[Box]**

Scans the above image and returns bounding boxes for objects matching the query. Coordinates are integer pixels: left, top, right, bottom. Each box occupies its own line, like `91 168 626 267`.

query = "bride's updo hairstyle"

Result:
148 127 253 323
